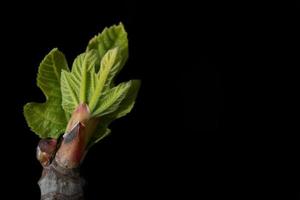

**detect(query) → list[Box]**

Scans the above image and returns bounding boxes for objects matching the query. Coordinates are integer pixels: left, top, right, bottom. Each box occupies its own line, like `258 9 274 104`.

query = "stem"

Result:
38 160 84 200
37 128 87 199
37 128 86 200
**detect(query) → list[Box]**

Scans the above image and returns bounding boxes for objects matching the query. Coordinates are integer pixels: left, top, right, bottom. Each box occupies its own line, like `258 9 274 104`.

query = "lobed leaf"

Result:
24 48 69 138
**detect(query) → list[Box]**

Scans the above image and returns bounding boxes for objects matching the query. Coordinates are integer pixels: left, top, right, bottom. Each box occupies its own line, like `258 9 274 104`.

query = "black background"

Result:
0 1 231 199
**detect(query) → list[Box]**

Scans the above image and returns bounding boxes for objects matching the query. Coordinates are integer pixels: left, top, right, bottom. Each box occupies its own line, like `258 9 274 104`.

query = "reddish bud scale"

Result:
55 103 99 169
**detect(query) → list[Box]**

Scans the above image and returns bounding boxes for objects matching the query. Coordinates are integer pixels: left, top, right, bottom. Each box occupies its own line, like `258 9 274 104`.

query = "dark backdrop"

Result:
0 1 225 199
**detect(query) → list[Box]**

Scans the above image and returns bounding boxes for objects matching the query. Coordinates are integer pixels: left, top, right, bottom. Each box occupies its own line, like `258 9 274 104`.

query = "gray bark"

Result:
38 159 85 200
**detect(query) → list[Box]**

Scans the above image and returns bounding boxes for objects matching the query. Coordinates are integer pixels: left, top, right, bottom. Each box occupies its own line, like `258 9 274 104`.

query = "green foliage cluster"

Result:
24 23 140 145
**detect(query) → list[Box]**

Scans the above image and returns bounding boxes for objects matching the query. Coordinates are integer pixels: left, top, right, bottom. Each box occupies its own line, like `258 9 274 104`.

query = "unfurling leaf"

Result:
87 22 128 73
88 47 122 112
92 80 132 117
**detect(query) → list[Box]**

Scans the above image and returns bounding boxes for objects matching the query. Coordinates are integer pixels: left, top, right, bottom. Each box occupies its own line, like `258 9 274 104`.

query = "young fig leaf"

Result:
24 48 69 138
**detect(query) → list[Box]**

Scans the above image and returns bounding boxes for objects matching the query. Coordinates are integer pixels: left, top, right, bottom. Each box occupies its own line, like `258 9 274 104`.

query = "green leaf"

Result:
74 50 98 102
61 50 98 114
98 47 120 87
84 24 141 145
88 80 140 147
111 80 141 119
92 81 132 117
60 70 80 114
23 48 69 138
88 48 122 112
86 68 98 104
87 117 112 149
87 23 128 74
